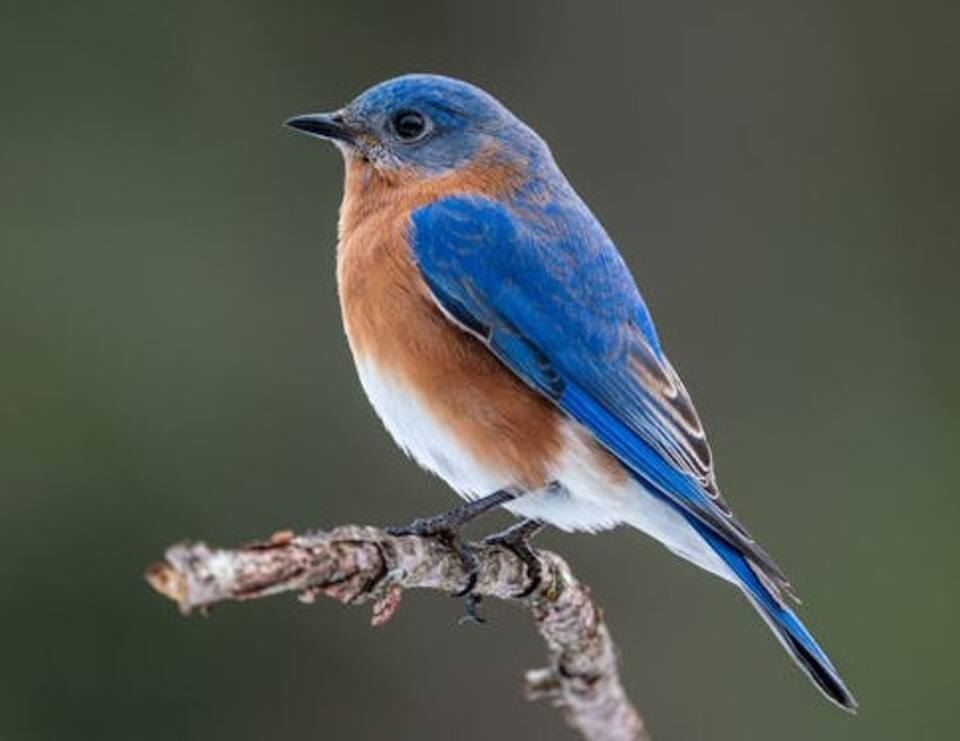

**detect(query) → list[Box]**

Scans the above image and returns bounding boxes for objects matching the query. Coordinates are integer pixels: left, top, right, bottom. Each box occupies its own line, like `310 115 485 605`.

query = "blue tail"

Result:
688 517 858 711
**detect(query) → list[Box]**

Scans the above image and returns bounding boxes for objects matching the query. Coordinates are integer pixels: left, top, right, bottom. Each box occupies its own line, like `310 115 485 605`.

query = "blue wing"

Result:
409 193 789 589
409 193 859 710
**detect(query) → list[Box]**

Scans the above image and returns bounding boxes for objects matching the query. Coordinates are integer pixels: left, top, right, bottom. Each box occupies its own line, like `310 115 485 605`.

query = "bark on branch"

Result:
145 525 649 741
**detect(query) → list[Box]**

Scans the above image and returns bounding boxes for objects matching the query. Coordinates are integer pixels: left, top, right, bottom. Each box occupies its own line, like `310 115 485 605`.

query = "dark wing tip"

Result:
786 633 859 713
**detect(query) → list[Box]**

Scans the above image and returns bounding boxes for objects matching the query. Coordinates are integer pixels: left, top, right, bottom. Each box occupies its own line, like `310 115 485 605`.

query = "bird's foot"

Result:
483 518 544 598
386 490 517 619
388 518 482 597
459 593 486 625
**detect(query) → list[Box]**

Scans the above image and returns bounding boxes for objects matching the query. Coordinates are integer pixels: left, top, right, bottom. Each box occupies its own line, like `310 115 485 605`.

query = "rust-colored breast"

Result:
336 155 563 490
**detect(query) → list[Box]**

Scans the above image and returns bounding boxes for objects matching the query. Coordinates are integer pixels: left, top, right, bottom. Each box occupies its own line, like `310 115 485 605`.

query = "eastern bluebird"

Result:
286 74 856 711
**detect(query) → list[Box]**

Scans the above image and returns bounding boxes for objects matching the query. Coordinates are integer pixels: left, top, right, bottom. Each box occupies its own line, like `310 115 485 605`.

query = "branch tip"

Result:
144 561 188 610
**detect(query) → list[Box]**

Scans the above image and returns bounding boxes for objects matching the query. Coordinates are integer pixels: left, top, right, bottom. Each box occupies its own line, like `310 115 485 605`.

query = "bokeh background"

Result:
2 1 958 739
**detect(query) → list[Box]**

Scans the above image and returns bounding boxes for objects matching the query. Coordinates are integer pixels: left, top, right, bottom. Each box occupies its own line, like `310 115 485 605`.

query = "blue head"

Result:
287 74 550 174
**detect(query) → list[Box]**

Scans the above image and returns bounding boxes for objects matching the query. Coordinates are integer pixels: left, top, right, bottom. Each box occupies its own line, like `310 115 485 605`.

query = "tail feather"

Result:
688 517 858 712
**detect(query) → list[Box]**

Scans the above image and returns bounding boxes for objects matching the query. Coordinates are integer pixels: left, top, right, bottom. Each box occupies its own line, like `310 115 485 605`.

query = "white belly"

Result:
355 360 514 498
355 360 734 583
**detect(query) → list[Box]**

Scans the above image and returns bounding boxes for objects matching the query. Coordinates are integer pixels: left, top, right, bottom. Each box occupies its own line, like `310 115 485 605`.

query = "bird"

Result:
286 73 856 711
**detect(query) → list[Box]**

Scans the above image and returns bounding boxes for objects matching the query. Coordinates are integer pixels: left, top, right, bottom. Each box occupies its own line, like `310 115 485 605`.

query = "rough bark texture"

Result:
145 526 649 741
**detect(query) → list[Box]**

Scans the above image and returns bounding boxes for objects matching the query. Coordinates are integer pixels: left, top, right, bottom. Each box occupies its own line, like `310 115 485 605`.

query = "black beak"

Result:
284 112 355 144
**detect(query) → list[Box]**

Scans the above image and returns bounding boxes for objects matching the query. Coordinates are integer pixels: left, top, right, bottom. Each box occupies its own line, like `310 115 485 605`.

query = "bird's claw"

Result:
386 490 518 623
449 538 480 597
387 520 480 597
457 593 486 625
484 519 544 598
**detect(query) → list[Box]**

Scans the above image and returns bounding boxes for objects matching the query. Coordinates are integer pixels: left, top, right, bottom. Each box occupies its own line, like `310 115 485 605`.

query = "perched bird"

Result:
286 74 856 711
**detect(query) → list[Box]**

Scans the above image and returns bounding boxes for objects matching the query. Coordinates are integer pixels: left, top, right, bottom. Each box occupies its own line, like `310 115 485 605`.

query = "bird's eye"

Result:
392 110 427 141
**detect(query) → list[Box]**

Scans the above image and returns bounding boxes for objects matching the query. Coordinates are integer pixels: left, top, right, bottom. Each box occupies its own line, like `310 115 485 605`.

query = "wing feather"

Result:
410 193 792 593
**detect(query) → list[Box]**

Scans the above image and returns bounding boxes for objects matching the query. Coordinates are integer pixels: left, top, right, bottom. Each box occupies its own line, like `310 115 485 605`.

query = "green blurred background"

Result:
2 1 957 739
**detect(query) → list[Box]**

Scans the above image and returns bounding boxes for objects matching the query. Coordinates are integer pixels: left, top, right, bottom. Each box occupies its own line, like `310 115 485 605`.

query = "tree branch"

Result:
145 525 649 741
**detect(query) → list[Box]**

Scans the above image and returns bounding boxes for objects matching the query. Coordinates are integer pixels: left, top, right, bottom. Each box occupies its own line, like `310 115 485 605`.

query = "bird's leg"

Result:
386 489 517 606
483 518 545 598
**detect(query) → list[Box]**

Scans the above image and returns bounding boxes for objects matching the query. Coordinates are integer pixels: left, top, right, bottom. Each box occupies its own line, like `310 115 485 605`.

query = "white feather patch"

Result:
355 360 513 498
355 361 734 582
